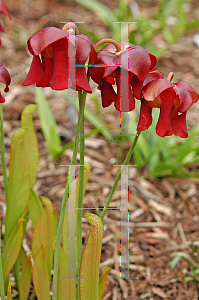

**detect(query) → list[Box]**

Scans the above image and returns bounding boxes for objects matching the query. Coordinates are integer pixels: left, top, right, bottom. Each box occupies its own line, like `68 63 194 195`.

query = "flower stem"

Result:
100 131 141 221
52 91 86 300
0 104 8 200
76 91 85 300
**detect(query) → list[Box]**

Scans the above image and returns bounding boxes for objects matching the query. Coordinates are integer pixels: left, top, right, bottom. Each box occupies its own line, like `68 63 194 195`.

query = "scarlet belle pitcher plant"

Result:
0 10 199 300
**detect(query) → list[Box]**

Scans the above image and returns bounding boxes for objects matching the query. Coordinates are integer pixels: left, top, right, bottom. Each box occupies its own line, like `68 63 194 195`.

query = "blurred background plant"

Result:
76 0 199 57
170 241 199 283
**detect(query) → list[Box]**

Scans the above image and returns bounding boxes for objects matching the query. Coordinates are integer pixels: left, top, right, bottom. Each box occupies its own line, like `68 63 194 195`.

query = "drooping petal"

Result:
171 111 188 138
137 100 152 131
36 55 53 87
131 77 143 100
114 45 154 81
174 86 193 113
100 79 116 108
175 81 199 104
28 27 68 56
89 61 106 85
71 66 92 93
132 71 163 100
50 50 68 90
76 34 96 64
23 55 44 86
143 79 175 101
0 0 11 19
0 64 11 92
89 43 118 86
156 102 174 137
0 92 5 103
148 53 157 70
115 69 135 111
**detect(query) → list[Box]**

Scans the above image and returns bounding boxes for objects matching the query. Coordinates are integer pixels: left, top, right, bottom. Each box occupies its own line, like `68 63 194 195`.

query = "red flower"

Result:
137 77 199 138
0 62 11 103
89 41 157 112
23 26 96 93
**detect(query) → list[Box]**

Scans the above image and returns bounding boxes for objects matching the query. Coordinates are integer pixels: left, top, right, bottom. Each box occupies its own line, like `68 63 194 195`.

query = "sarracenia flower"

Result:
137 76 199 138
89 41 157 112
23 24 96 93
0 62 11 102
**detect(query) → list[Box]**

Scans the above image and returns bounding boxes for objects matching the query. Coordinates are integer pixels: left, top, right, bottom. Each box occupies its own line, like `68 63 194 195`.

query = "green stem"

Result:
100 131 141 221
76 91 85 300
0 104 8 200
0 217 6 300
52 92 86 300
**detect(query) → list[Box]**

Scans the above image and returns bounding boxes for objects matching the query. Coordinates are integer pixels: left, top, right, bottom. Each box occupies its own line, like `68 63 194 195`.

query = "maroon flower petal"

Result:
175 81 199 104
114 45 154 81
174 86 193 113
23 55 44 86
131 77 143 100
89 60 107 84
132 71 164 100
148 53 157 70
28 27 68 56
50 50 68 90
115 69 135 112
143 79 175 101
171 112 188 138
76 34 96 64
156 102 174 137
0 0 11 19
100 79 116 108
0 92 5 103
104 76 115 85
137 100 152 131
36 55 53 87
159 87 176 103
52 37 68 52
75 67 92 93
0 63 11 92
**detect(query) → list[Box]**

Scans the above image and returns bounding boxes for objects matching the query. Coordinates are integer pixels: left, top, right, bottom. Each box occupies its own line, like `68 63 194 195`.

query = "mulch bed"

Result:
0 0 199 299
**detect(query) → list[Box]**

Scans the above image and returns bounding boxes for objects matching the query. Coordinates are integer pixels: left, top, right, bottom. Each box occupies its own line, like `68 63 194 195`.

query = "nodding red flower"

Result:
137 77 199 138
23 26 96 93
0 62 11 103
0 0 11 45
89 41 157 112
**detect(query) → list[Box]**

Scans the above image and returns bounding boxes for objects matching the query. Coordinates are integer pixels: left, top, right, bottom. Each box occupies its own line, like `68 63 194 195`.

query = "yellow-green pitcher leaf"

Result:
29 188 43 229
33 243 50 300
52 237 76 300
32 197 53 280
19 246 27 268
21 104 38 187
7 279 12 300
4 129 30 245
99 267 111 300
57 246 76 300
2 218 24 287
62 162 91 254
19 254 32 300
80 213 104 300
